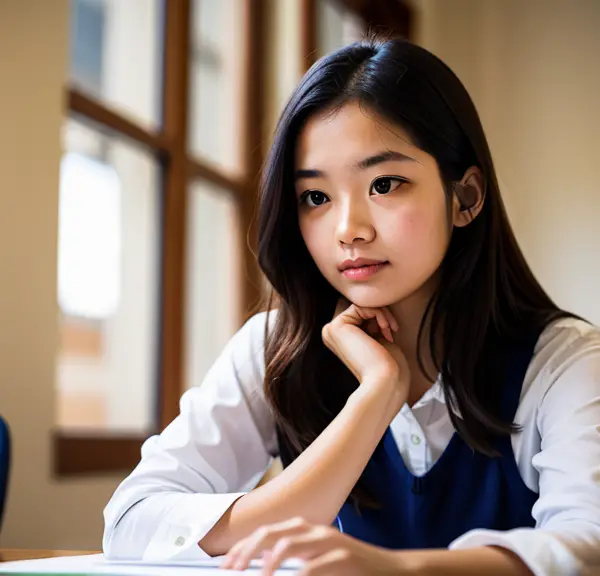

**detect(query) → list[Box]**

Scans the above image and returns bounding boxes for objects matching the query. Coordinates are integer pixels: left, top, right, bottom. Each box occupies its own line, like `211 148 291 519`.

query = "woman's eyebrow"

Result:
355 150 417 169
294 150 417 181
294 168 323 181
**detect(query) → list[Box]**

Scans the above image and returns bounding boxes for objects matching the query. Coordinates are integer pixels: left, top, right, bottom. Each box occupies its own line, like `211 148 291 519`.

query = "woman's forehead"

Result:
295 102 428 170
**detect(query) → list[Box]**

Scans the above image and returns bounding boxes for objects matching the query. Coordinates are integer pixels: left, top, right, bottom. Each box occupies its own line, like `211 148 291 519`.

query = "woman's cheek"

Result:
385 209 422 251
388 209 448 270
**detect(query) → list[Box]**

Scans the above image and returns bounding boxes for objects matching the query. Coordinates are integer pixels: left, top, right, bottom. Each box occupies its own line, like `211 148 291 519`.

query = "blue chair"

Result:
0 416 10 531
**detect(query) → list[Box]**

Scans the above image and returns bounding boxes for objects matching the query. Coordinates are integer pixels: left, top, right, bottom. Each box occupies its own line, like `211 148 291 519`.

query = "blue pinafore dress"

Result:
277 334 539 548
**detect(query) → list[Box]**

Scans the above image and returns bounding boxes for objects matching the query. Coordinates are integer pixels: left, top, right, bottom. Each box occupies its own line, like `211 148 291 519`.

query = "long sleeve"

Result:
102 312 277 561
450 323 600 575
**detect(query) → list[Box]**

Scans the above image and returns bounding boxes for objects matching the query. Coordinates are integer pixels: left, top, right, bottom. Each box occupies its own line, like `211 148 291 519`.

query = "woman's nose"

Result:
335 202 376 246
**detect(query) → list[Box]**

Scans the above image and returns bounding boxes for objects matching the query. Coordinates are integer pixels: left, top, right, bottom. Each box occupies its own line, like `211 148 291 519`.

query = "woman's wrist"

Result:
349 374 408 421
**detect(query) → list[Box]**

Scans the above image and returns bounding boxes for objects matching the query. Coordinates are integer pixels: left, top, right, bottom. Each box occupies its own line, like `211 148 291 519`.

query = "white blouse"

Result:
103 313 600 576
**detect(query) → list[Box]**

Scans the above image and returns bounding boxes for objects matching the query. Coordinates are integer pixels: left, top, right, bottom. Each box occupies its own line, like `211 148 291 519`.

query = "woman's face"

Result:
294 101 455 310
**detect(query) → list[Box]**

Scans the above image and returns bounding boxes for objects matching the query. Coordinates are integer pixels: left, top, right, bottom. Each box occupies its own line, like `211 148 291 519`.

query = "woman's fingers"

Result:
220 517 308 571
382 306 399 332
376 309 394 343
263 527 338 575
323 298 407 388
350 306 389 340
330 298 399 344
298 548 352 576
360 307 395 343
228 520 406 576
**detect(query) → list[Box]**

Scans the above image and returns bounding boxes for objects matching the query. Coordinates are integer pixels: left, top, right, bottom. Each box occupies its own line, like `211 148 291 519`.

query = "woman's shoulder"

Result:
234 308 278 348
530 315 600 387
514 316 600 421
185 310 278 404
219 309 278 372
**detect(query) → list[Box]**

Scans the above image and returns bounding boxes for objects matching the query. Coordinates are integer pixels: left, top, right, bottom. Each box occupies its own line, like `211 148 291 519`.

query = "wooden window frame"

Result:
54 0 266 477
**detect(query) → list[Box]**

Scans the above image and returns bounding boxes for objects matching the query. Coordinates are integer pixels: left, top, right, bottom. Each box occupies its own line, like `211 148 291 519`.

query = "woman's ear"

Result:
452 166 485 228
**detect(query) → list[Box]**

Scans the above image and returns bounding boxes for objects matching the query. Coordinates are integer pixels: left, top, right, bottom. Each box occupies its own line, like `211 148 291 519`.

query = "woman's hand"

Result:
220 517 414 575
221 518 533 575
322 298 410 403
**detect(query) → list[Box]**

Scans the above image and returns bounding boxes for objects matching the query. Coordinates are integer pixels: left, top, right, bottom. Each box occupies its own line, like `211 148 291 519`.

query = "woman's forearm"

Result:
199 382 403 556
400 546 532 575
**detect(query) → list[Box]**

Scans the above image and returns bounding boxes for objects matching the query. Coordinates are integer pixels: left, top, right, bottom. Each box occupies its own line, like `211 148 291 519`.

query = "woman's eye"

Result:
370 177 407 195
301 190 329 207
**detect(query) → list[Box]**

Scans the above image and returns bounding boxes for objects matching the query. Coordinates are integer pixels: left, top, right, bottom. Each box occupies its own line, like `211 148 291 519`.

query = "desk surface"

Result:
0 549 98 563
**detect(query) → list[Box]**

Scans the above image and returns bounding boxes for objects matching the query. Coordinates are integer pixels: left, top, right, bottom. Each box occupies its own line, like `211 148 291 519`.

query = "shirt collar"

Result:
412 373 446 410
406 374 464 421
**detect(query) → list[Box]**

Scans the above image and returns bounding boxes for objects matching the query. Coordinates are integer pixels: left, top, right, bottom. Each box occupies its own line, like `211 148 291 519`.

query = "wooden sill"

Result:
54 431 283 485
53 431 156 477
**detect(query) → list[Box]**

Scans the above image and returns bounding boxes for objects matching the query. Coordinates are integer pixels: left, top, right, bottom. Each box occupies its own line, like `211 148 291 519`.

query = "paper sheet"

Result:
0 554 300 576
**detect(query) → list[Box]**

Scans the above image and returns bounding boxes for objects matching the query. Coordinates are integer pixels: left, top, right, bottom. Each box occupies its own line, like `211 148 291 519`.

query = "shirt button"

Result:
175 536 186 547
411 434 421 445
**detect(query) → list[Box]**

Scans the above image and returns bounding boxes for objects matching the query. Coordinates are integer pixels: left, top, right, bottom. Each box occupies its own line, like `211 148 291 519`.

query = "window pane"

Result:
69 0 163 130
56 118 160 433
188 0 246 176
185 181 242 390
317 0 364 58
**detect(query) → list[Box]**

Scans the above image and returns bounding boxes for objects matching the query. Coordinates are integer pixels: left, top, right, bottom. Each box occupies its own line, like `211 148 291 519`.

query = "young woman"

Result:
103 38 600 575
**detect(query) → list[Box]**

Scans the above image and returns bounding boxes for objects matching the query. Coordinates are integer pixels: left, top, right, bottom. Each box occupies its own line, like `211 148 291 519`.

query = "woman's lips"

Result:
341 262 389 280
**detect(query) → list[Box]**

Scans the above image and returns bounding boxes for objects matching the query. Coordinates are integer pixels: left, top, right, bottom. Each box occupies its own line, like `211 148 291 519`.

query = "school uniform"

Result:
102 312 600 575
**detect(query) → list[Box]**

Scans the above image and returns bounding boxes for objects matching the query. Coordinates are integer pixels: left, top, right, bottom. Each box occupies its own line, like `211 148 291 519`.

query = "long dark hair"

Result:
257 37 569 505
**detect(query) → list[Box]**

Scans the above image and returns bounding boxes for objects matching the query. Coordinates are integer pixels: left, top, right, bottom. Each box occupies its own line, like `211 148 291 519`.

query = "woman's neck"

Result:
388 283 439 406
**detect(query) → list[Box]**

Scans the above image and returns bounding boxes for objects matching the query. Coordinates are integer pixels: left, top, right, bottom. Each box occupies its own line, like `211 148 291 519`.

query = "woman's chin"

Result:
340 287 401 310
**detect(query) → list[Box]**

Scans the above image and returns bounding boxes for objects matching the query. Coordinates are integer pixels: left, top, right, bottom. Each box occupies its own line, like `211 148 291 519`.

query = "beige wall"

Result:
410 0 600 325
0 1 122 548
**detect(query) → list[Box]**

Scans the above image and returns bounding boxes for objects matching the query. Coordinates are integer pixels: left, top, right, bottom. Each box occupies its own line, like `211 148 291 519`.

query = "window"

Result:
188 0 247 175
55 0 265 475
69 0 163 129
57 119 160 434
70 0 106 94
184 181 242 390
56 0 411 476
